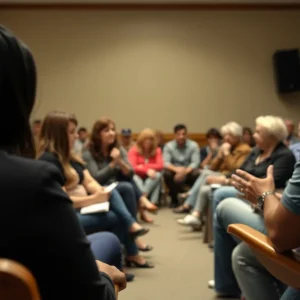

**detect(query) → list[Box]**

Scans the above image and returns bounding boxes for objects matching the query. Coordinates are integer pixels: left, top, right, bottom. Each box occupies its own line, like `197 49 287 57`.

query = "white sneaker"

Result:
208 279 215 289
177 214 201 227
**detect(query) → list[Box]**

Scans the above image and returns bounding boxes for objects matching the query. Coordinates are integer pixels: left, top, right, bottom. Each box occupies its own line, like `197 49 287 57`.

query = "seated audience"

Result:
199 128 222 169
128 128 164 205
73 126 89 155
0 26 126 300
209 116 295 298
284 119 300 146
176 122 251 227
243 126 256 147
230 163 300 300
38 111 153 268
163 123 200 208
83 118 157 224
119 128 135 152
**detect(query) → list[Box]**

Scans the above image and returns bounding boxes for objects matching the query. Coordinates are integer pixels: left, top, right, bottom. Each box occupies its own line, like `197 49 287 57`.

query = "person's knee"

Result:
215 198 237 227
155 172 162 180
118 181 135 193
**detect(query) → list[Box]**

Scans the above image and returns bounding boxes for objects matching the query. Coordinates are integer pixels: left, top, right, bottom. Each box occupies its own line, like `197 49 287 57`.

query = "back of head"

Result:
38 111 77 163
0 26 37 157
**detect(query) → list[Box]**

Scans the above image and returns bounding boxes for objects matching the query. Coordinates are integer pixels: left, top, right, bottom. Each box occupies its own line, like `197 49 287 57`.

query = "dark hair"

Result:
206 128 222 140
0 26 37 158
89 117 119 162
33 119 42 125
174 124 187 133
77 127 87 134
243 127 256 147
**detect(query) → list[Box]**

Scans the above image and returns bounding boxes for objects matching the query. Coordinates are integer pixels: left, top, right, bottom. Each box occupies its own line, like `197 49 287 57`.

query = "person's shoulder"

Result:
127 145 138 154
0 152 65 188
120 146 129 156
39 151 59 164
236 143 252 152
164 140 175 150
82 149 93 161
187 139 198 149
156 147 162 155
276 142 295 158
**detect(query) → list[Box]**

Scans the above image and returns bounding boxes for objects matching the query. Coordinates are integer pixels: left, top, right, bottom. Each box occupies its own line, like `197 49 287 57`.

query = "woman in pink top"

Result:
128 129 164 205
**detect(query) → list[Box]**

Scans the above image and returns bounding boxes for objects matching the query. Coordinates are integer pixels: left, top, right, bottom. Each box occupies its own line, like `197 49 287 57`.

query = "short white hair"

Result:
221 122 243 138
255 115 288 142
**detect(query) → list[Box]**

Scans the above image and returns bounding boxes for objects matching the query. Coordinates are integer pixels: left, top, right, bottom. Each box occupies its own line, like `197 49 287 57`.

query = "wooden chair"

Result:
227 224 300 289
0 258 119 299
0 259 40 300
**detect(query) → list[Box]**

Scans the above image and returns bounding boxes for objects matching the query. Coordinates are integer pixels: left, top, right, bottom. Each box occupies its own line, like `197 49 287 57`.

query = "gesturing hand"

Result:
231 165 275 204
110 148 121 162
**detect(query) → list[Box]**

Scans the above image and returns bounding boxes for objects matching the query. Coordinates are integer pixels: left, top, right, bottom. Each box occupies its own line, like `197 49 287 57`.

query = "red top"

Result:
128 146 164 178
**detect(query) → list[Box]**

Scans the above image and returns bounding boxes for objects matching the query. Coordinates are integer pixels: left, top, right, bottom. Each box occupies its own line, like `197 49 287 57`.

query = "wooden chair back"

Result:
228 224 300 289
0 259 40 300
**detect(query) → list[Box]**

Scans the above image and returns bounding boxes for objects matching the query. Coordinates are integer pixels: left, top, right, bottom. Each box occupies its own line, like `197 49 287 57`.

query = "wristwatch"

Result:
256 191 275 212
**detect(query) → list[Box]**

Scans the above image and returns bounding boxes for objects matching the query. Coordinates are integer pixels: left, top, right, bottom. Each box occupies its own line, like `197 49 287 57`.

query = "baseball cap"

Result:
121 128 132 136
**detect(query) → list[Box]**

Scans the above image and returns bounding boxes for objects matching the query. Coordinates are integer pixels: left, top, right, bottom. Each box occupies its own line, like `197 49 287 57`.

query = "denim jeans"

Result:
212 186 238 216
214 197 266 295
108 189 136 228
77 210 138 256
133 173 162 204
87 232 122 270
232 242 286 300
185 169 220 207
115 181 137 219
281 287 300 300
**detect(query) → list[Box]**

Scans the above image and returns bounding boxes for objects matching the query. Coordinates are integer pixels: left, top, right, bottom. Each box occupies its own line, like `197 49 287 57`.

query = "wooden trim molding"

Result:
130 132 207 147
1 3 300 10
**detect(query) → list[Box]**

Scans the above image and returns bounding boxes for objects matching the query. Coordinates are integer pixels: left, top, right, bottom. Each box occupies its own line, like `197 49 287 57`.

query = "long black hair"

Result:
0 25 37 157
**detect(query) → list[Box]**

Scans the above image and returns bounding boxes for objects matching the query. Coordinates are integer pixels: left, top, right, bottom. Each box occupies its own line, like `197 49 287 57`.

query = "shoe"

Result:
170 202 178 208
125 273 135 282
126 259 154 268
173 205 191 214
177 214 202 227
208 279 215 289
130 228 150 240
138 245 153 252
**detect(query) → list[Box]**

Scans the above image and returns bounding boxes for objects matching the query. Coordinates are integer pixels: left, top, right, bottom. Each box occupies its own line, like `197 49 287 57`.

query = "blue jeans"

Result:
185 169 219 208
281 287 300 300
108 189 136 228
87 232 122 270
212 186 238 215
115 181 137 219
214 197 266 296
232 242 286 300
77 210 138 257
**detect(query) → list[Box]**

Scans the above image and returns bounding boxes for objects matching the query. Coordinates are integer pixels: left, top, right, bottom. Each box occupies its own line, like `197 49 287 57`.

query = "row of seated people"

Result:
168 116 299 299
3 24 300 300
0 26 130 300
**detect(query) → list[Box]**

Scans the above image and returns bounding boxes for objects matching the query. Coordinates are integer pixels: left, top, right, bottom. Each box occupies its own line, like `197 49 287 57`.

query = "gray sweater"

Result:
82 147 133 185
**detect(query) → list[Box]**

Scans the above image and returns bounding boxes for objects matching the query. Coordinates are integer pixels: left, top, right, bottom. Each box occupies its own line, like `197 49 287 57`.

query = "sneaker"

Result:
177 214 201 227
208 279 215 289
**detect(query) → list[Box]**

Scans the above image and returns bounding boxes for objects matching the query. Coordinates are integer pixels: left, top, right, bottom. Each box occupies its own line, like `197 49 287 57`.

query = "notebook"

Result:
80 182 118 215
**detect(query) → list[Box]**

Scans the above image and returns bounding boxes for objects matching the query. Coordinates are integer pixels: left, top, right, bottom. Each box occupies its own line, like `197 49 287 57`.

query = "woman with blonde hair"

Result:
38 111 153 268
128 129 164 206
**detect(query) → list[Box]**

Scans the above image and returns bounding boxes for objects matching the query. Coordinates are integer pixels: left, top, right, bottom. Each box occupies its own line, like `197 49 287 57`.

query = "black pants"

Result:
163 169 200 206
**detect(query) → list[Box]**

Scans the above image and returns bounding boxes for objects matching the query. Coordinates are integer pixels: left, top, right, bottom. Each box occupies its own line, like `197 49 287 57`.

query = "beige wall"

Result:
1 9 300 132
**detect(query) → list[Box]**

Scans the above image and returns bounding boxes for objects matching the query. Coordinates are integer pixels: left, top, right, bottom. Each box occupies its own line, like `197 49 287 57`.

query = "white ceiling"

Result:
1 0 300 4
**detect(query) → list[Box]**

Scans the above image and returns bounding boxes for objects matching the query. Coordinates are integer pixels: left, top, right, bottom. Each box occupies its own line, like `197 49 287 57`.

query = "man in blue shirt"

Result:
163 124 200 208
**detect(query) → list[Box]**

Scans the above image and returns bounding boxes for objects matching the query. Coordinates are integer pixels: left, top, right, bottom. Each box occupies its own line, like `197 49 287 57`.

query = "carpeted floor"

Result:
120 207 238 300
